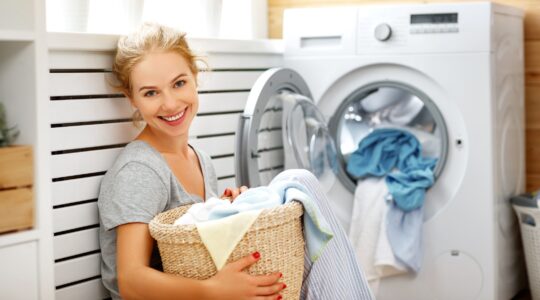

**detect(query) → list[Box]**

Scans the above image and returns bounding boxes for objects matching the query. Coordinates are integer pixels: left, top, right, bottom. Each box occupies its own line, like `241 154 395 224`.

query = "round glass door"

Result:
236 68 338 190
328 82 448 193
255 91 338 189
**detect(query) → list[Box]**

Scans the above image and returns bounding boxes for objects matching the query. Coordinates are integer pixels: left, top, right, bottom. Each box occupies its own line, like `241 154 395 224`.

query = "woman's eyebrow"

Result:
170 73 187 84
138 85 157 92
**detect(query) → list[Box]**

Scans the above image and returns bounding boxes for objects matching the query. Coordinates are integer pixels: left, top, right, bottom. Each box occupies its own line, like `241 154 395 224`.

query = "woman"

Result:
98 23 373 300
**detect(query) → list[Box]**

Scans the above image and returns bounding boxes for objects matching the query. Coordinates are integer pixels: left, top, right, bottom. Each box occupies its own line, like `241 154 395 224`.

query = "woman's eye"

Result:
174 80 186 88
144 90 157 97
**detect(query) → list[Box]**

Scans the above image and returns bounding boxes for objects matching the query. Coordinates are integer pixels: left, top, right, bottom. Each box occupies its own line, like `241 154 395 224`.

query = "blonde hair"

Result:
112 23 203 126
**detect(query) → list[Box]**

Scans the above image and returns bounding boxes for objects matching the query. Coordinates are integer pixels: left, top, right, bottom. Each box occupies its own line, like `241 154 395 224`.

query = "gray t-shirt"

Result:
97 140 218 299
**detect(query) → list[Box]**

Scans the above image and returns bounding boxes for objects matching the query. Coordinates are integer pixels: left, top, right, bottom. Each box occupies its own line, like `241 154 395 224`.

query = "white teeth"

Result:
162 109 185 122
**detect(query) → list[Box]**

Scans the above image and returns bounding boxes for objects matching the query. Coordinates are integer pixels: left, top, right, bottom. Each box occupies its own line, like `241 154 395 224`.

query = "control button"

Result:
374 23 392 41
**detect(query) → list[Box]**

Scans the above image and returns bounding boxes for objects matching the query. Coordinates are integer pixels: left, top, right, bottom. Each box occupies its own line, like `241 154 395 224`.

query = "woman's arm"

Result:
116 223 285 300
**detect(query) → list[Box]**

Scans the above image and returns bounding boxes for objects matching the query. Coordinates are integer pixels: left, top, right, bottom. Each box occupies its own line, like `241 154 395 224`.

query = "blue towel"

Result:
386 204 424 272
206 181 334 263
269 180 335 262
207 187 281 219
386 169 434 212
347 128 437 211
346 128 437 272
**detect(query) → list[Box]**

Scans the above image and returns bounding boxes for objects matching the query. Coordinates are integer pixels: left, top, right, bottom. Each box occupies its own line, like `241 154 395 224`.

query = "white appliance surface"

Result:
280 2 525 300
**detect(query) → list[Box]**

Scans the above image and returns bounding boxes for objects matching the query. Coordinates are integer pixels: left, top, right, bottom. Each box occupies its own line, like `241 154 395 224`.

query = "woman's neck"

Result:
137 126 190 158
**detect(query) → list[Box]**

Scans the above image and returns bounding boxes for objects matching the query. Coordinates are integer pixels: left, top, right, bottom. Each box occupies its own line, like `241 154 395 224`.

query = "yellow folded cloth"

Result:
195 209 262 270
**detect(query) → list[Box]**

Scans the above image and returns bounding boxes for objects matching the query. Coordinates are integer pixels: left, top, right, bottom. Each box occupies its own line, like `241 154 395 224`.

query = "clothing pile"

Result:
174 180 334 270
346 128 438 290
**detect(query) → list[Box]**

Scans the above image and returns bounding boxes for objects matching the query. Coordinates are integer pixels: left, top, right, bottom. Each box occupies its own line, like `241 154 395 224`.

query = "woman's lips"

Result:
159 107 187 126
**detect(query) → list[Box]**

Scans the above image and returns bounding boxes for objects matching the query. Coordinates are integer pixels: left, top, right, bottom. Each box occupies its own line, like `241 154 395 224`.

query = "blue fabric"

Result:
205 181 334 263
271 169 374 299
386 204 424 272
386 169 434 212
346 128 438 272
207 187 281 219
347 128 437 212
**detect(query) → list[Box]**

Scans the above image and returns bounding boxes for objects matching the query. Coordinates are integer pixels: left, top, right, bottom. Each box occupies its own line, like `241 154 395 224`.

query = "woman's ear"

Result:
123 90 136 107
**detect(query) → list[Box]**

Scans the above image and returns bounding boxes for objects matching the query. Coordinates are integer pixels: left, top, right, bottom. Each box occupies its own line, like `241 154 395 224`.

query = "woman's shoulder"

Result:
103 140 170 184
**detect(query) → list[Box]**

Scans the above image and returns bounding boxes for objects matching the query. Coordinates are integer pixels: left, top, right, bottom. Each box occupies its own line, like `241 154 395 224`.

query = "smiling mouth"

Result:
159 108 187 122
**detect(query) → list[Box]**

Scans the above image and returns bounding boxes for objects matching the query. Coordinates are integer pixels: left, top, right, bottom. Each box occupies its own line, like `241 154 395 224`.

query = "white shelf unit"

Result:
0 30 35 41
0 0 54 300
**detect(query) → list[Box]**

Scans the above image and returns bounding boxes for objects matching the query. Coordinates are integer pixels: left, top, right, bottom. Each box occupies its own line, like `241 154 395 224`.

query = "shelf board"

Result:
0 29 35 42
0 228 39 248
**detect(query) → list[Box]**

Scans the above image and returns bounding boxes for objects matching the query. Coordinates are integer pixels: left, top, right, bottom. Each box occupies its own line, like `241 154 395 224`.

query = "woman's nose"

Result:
161 89 177 110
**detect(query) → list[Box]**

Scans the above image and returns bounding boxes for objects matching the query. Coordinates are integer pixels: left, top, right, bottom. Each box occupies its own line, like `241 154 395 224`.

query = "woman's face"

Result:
129 50 198 139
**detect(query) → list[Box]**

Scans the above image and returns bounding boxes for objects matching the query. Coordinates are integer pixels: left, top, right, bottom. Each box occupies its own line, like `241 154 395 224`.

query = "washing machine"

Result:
235 2 525 300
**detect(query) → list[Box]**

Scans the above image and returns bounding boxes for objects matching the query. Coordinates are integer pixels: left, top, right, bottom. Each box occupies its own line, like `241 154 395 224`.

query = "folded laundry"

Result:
174 178 334 269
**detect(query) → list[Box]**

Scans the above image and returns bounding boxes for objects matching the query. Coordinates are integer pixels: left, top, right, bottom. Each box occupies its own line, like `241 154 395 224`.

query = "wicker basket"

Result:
149 201 305 300
512 203 540 300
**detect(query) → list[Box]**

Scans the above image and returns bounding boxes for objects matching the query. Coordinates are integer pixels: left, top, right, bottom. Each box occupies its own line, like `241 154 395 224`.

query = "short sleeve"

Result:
98 162 168 231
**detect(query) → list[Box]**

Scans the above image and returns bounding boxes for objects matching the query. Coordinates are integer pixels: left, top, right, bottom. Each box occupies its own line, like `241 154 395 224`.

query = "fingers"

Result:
240 185 249 193
221 188 232 199
221 186 249 201
254 293 283 300
231 187 241 200
255 282 286 296
253 272 282 286
227 251 261 271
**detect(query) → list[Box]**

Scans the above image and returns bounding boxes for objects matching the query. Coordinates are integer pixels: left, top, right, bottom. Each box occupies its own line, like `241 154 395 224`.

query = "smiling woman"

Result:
95 22 375 300
97 23 285 300
128 52 199 142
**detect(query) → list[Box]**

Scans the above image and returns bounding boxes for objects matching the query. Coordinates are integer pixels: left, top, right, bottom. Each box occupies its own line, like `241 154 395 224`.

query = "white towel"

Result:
196 210 262 270
348 177 406 293
173 181 334 270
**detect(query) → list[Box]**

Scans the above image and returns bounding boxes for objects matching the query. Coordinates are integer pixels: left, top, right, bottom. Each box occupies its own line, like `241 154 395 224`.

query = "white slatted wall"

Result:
48 39 282 299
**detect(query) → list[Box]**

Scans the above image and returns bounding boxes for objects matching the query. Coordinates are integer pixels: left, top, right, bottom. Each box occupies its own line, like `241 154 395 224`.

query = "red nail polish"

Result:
279 272 283 278
252 251 260 259
277 296 282 300
282 283 287 289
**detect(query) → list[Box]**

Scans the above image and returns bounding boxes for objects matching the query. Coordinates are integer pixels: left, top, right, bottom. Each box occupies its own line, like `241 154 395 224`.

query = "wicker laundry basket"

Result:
149 201 305 300
511 194 540 300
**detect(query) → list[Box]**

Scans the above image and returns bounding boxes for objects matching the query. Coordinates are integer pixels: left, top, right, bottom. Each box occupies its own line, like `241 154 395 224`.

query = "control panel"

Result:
410 13 459 34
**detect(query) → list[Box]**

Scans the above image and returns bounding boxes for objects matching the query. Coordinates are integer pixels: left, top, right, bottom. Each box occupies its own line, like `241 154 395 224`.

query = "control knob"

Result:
374 23 392 41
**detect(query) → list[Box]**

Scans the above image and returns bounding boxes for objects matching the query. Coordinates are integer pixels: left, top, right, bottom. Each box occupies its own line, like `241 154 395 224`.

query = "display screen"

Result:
411 13 458 24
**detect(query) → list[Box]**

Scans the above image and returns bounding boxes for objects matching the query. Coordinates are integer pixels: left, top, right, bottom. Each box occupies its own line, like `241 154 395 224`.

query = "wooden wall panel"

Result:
527 41 540 85
269 0 540 191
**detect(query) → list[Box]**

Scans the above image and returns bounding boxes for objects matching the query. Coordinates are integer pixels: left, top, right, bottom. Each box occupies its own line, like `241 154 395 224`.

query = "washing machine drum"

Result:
236 68 339 190
235 68 448 194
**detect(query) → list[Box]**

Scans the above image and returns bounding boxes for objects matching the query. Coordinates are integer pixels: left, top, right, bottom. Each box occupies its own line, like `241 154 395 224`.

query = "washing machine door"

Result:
236 68 338 189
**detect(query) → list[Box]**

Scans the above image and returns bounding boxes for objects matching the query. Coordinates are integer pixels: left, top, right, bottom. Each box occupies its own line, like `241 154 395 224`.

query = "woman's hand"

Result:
221 186 248 202
204 252 285 300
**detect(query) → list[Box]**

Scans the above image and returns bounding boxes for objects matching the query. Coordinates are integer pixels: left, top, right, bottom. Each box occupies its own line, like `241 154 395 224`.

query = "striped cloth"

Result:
270 169 374 300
